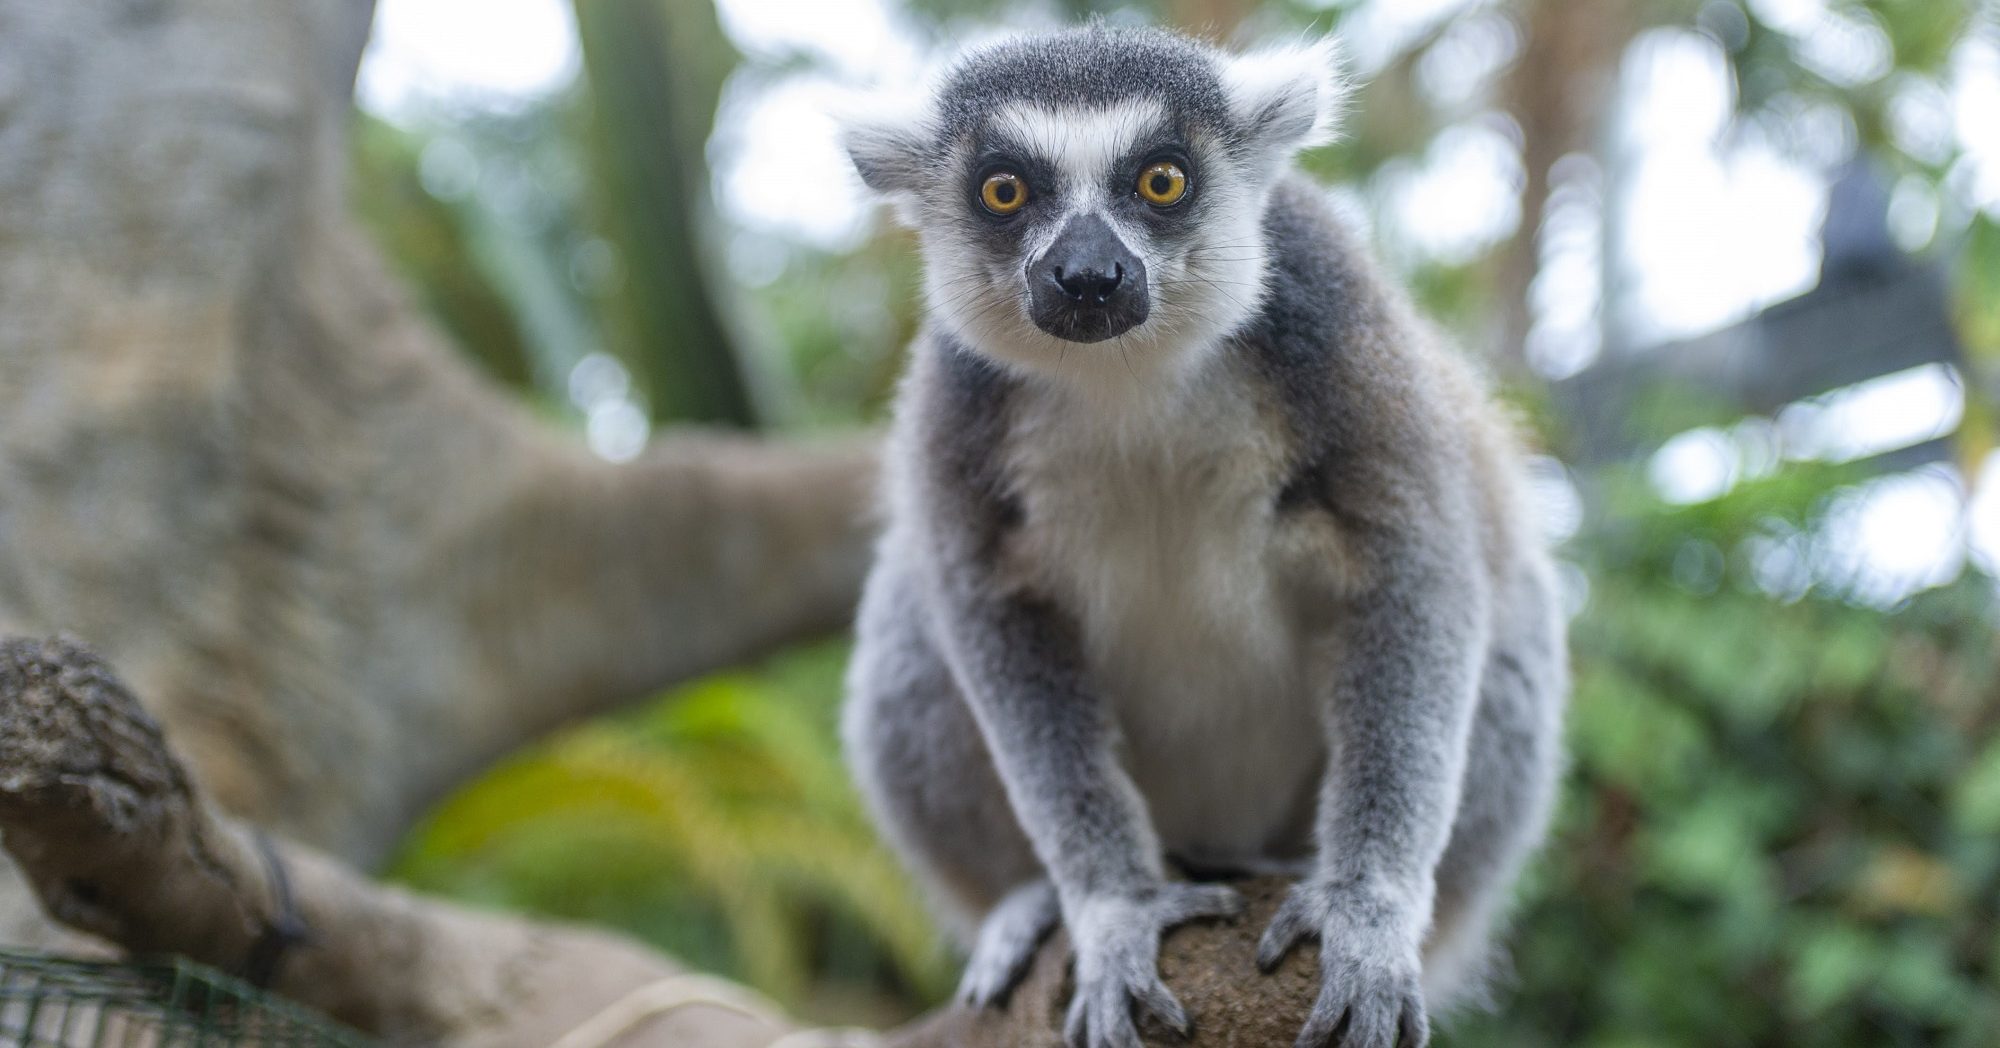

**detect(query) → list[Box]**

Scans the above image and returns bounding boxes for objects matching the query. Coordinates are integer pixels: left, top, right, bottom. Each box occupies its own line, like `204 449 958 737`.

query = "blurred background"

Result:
351 0 1998 1043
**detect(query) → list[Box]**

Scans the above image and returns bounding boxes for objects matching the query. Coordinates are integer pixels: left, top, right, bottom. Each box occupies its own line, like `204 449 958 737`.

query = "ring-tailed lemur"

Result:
838 25 1566 1048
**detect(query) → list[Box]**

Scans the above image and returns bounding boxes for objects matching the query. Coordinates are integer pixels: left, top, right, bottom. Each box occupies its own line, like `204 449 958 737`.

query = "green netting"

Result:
0 950 373 1048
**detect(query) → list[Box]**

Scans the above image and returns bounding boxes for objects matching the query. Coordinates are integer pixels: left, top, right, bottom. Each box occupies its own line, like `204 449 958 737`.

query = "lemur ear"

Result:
1221 36 1349 153
836 93 933 196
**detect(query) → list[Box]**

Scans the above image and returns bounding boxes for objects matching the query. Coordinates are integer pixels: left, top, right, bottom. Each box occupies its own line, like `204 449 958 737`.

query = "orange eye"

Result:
1137 161 1188 206
980 172 1028 215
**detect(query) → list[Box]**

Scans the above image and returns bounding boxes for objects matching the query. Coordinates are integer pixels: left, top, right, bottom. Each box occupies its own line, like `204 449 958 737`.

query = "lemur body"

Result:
840 26 1566 1048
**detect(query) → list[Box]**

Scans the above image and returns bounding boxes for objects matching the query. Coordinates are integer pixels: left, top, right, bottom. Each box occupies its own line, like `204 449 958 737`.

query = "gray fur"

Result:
958 878 1060 1007
840 25 1566 1048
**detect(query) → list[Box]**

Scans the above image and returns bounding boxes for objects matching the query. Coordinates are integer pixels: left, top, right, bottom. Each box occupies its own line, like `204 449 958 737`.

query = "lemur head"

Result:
840 25 1345 384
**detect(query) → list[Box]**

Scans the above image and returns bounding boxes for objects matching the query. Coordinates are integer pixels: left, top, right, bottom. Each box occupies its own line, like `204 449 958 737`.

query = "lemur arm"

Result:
1308 528 1484 923
925 553 1244 1044
1258 459 1488 1046
902 345 1242 1046
921 546 1166 905
902 343 1165 907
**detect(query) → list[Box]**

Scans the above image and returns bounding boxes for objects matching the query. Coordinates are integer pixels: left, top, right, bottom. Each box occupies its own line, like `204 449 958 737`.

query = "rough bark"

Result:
0 636 805 1047
885 885 1323 1048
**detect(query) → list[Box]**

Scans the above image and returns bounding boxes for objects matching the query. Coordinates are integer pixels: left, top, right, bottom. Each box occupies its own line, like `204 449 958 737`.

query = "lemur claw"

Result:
1061 882 1242 1048
1257 882 1430 1048
959 879 1060 1008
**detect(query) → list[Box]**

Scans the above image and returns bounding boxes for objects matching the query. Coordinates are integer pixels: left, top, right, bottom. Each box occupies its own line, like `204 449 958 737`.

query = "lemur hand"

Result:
1257 880 1429 1048
1063 882 1243 1048
959 879 1060 1008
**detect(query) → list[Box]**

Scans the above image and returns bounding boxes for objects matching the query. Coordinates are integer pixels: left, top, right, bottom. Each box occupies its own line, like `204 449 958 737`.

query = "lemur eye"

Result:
979 172 1028 215
1137 161 1188 206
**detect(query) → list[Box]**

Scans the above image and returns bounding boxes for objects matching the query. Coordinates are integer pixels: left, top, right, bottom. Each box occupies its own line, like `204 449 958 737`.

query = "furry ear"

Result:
835 93 933 195
1221 36 1349 153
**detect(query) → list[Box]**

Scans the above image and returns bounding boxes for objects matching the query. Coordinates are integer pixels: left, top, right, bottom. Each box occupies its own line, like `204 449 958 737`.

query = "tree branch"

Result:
0 635 1326 1048
883 879 1318 1048
0 0 876 867
0 635 803 1048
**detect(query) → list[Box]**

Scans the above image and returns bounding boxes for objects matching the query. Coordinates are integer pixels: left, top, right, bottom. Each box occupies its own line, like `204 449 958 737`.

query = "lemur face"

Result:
842 27 1346 385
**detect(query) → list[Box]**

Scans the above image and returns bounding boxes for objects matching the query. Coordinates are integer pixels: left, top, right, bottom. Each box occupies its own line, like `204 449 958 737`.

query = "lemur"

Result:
838 24 1566 1048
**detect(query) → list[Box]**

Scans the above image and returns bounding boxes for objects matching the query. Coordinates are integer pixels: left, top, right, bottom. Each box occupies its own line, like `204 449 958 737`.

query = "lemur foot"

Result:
958 878 1060 1008
1256 881 1429 1048
1063 882 1244 1048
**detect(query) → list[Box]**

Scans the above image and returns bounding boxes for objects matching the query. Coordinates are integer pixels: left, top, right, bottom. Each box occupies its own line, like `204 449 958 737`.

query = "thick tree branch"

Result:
270 216 879 842
0 0 875 867
0 635 810 1048
0 636 1327 1048
884 880 1320 1048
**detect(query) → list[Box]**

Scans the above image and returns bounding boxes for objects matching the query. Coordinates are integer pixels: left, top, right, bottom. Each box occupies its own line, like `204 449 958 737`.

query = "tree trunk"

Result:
0 637 757 1048
0 0 869 928
575 0 758 426
1488 0 1637 377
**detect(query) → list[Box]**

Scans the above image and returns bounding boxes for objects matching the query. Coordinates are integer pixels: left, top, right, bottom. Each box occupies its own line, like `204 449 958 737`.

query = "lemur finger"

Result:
1336 993 1399 1048
1293 994 1351 1048
1100 994 1144 1048
1255 895 1316 972
1064 986 1143 1048
955 956 1020 1009
1063 992 1088 1048
958 880 1059 1007
1132 975 1191 1038
1062 989 1108 1048
1396 997 1430 1048
1161 882 1244 925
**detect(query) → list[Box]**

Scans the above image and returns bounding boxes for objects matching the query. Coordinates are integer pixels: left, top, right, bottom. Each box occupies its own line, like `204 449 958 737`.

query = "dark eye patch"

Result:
1115 141 1201 229
964 144 1055 207
1110 120 1196 197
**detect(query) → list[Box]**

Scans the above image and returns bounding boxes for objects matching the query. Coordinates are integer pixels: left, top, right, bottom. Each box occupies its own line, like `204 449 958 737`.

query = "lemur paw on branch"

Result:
837 24 1567 1048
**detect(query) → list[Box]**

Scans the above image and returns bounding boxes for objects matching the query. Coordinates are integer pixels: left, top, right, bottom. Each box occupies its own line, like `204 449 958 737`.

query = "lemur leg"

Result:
843 559 1056 996
1423 567 1566 1009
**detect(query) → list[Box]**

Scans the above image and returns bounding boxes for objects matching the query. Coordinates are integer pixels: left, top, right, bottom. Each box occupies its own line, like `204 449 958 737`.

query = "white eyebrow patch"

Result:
990 98 1167 197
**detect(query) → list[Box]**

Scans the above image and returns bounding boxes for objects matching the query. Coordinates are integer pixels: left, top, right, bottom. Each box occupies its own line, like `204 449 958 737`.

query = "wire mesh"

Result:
0 949 373 1048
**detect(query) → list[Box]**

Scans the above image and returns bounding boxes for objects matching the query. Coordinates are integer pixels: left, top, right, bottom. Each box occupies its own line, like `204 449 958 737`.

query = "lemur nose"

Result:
1026 213 1148 341
1052 263 1125 304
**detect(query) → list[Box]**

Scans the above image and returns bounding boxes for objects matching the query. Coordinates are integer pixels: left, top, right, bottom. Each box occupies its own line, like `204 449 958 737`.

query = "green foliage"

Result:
349 115 536 391
574 0 759 428
740 232 924 428
349 94 623 418
389 642 952 1024
1957 216 2000 369
1442 471 2000 1048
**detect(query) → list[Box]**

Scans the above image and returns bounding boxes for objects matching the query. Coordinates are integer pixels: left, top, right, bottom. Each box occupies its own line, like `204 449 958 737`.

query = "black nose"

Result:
1053 262 1125 304
1026 213 1150 343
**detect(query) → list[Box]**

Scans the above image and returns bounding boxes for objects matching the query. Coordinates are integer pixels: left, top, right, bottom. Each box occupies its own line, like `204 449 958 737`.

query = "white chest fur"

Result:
998 367 1328 861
